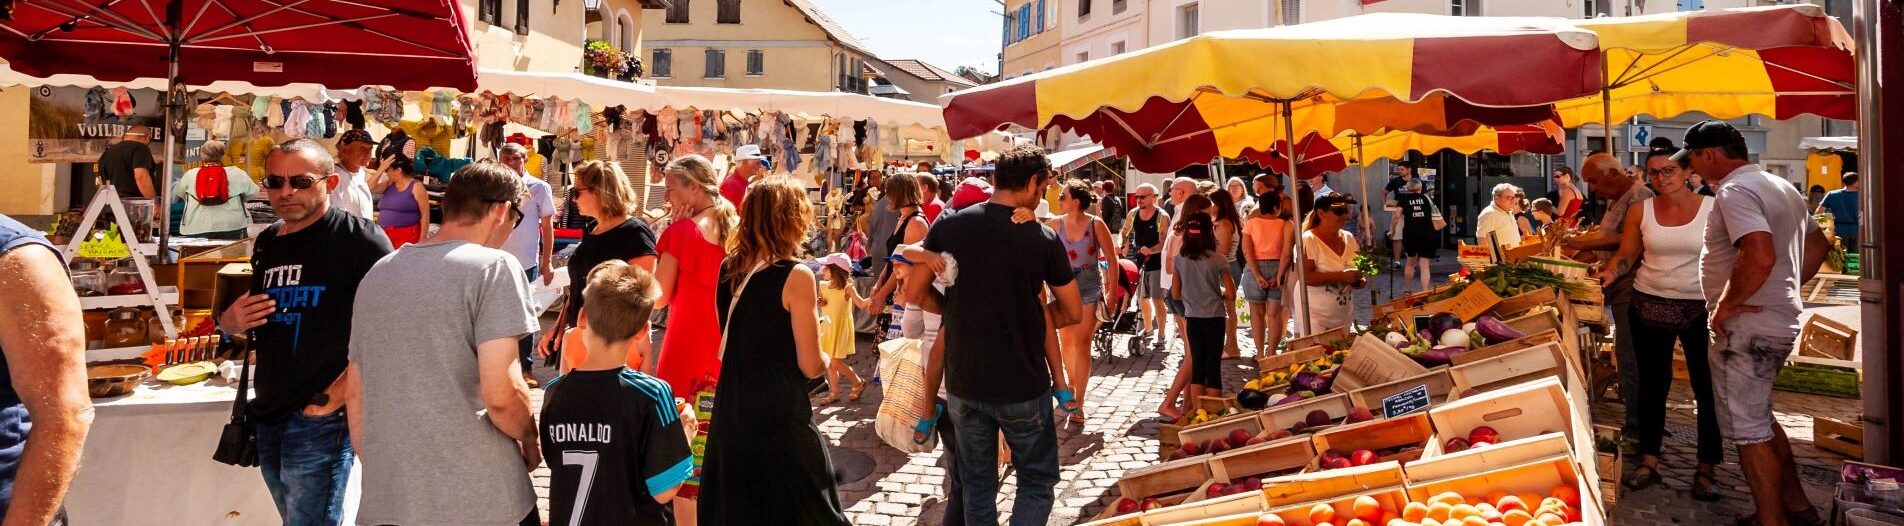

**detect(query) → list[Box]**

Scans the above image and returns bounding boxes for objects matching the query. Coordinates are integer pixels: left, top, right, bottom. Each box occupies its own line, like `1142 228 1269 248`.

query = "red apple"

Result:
1324 456 1353 470
1142 497 1164 510
1167 450 1189 461
1115 497 1140 514
1240 477 1264 490
1347 406 1376 423
1245 436 1268 445
1268 429 1294 440
1210 438 1233 453
1469 425 1501 444
1230 428 1255 446
1471 439 1493 449
1323 448 1346 461
1208 482 1232 497
1350 449 1378 466
1306 410 1334 427
1444 437 1471 453
1181 441 1201 455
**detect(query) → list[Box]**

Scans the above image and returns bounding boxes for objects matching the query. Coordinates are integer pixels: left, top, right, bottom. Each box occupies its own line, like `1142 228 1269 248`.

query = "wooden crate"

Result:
1138 485 1270 526
1254 345 1328 387
1177 415 1267 454
1567 284 1607 327
1258 393 1353 436
1427 376 1592 473
1161 396 1244 456
1815 415 1865 459
1260 460 1406 508
1347 368 1456 418
1373 283 1457 320
1800 315 1858 361
1385 282 1505 332
1120 455 1221 502
1312 412 1434 466
1490 287 1561 318
1285 327 1353 355
1448 342 1575 397
1210 435 1316 481
1594 425 1623 508
1402 434 1604 523
1089 488 1197 526
1262 485 1411 526
1454 329 1561 366
1331 334 1431 392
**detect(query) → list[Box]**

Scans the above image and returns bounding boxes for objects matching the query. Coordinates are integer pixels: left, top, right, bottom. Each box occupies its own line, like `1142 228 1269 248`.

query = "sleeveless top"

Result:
0 216 46 509
1244 216 1288 261
885 209 924 265
1131 207 1163 270
1058 217 1098 269
377 179 422 228
1634 197 1713 300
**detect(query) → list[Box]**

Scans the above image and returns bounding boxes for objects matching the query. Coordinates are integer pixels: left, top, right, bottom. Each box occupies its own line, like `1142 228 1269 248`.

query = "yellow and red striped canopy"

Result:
1332 121 1567 166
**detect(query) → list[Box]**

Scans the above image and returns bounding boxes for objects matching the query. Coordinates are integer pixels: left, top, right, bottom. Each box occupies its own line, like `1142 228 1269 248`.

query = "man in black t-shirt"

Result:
218 139 392 525
97 126 156 199
913 145 1081 525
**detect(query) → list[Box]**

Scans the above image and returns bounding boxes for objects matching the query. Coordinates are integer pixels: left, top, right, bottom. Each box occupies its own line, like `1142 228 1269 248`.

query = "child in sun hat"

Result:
816 253 871 404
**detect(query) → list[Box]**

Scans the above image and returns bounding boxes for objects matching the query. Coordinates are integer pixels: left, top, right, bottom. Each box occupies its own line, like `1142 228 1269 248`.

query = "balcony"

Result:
583 39 643 82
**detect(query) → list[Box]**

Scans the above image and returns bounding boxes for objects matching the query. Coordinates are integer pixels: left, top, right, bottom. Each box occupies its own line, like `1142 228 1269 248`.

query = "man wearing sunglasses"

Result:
217 139 393 526
1118 183 1170 342
345 162 543 526
498 143 557 388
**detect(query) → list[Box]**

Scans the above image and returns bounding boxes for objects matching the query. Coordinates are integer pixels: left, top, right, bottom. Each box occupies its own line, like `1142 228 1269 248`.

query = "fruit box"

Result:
1447 343 1591 425
1386 282 1504 331
1593 425 1622 508
1284 327 1353 357
1255 345 1328 386
1401 433 1604 524
1260 460 1405 508
1210 435 1317 481
1311 412 1434 468
1142 511 1267 526
1262 484 1411 526
1425 377 1592 471
1089 486 1200 526
1177 417 1267 457
1161 396 1246 456
1347 367 1456 418
1490 287 1561 318
1454 329 1561 366
1139 480 1271 526
1373 283 1457 321
1120 454 1223 501
1330 334 1431 392
1258 393 1353 435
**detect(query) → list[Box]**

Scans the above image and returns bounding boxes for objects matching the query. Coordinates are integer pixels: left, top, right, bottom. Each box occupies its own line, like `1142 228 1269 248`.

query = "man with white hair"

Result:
720 144 766 207
1474 183 1524 253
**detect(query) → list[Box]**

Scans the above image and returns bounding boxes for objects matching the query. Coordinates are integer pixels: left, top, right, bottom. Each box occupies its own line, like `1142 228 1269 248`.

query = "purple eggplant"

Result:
1291 371 1332 392
1414 346 1466 366
1473 315 1527 342
1430 312 1464 336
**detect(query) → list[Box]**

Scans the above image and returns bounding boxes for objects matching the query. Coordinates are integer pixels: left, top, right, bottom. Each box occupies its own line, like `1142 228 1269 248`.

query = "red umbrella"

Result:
1241 131 1347 181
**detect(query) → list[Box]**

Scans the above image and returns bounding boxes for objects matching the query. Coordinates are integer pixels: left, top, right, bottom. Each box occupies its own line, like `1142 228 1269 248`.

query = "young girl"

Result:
817 253 870 404
1171 211 1233 416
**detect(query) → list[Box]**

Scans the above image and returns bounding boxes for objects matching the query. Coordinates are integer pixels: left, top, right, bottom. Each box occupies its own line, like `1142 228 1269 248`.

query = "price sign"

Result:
1381 384 1432 418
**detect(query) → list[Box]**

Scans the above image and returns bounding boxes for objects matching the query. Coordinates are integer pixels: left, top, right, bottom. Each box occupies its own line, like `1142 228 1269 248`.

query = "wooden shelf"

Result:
86 345 150 362
78 287 180 310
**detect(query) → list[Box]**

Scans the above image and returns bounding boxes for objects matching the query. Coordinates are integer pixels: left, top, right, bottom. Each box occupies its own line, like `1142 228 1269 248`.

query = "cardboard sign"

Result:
1381 384 1432 418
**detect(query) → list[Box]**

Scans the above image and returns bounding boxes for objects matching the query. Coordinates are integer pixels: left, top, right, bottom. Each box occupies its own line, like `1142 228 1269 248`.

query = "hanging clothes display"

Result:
245 134 276 183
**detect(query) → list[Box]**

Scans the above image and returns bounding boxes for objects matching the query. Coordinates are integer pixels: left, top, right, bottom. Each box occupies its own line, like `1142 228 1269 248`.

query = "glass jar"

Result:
68 259 104 297
145 311 186 344
81 310 108 349
104 308 146 348
106 259 146 295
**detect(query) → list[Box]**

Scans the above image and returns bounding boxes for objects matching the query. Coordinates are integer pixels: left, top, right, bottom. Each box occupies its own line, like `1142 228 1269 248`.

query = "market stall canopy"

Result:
1800 136 1858 152
1557 4 1855 126
652 85 946 129
1333 121 1567 166
0 62 345 101
0 0 478 91
1254 132 1348 181
1048 143 1113 173
941 12 1600 173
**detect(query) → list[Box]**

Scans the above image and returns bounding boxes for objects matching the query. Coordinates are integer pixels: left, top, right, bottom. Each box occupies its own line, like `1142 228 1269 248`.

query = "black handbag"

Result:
212 334 258 467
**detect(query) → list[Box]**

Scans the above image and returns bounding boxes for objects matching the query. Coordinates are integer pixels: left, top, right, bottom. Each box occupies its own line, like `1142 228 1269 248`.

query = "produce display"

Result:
1241 348 1350 409
1187 406 1251 425
1370 313 1528 368
1255 494 1401 526
1379 489 1584 526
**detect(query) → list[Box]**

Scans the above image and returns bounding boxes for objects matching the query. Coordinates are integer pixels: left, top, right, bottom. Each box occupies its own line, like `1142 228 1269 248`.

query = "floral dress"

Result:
1301 229 1359 332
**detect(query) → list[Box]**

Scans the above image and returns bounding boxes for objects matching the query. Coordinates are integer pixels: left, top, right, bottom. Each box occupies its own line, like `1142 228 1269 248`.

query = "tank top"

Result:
885 210 924 264
1634 197 1713 300
1058 217 1098 269
0 216 45 508
1131 207 1163 271
1244 216 1288 261
377 179 422 228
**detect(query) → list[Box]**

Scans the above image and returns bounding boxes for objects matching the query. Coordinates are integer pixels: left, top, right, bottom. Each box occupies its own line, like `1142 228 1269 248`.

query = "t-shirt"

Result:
1702 165 1821 339
1598 184 1655 304
1243 216 1288 261
1474 204 1523 250
923 198 946 223
0 215 53 511
99 140 155 198
249 207 392 422
504 175 557 270
1098 194 1126 230
328 165 377 220
1173 255 1228 318
565 218 660 324
540 368 695 526
348 240 538 525
719 173 748 209
172 165 258 235
923 202 1074 404
867 197 898 276
1397 192 1437 236
1818 189 1858 239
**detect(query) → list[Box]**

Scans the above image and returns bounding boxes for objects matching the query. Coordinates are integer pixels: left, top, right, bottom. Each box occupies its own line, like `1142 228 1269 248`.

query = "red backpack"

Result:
193 163 231 206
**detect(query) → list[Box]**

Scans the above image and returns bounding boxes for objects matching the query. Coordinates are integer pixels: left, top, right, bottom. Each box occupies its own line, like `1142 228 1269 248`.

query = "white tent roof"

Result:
1799 136 1857 151
1048 144 1113 173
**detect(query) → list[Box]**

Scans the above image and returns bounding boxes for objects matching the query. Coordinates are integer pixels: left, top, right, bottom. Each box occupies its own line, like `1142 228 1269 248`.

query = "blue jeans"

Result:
520 267 539 374
947 394 1059 526
256 411 353 526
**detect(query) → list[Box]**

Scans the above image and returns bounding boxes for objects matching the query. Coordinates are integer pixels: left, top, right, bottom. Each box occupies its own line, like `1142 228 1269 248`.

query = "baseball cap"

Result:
338 129 374 147
1315 192 1357 210
950 176 993 210
735 144 766 161
1671 120 1746 161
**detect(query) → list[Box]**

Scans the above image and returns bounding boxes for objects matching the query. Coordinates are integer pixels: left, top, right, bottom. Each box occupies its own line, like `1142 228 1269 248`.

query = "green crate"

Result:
1773 363 1861 399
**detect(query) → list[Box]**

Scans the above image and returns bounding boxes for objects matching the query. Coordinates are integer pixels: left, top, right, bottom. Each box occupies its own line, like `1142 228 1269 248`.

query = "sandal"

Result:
1692 469 1722 502
815 392 839 405
1624 464 1663 491
1069 411 1087 425
847 383 866 402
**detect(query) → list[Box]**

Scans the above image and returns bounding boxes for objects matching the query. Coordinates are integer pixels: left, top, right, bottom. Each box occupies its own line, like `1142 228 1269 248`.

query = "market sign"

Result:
1381 384 1432 418
27 85 166 164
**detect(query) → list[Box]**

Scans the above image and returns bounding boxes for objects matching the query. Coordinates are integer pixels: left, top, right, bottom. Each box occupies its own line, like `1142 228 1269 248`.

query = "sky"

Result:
808 0 1003 75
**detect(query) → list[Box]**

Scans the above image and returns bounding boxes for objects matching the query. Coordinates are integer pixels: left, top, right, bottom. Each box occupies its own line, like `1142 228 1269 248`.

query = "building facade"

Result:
876 59 980 104
641 0 875 92
1063 0 1148 67
1001 0 1064 78
463 0 593 73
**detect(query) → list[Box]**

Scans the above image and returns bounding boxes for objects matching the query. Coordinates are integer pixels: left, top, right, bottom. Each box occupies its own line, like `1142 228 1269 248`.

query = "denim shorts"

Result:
1709 330 1796 445
1074 264 1104 305
1241 260 1281 303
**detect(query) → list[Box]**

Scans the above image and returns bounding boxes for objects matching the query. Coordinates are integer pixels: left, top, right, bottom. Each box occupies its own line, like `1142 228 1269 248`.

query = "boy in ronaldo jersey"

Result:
540 261 695 525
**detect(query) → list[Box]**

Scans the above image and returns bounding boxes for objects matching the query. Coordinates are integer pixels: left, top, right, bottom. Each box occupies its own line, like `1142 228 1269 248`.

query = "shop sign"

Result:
27 86 166 164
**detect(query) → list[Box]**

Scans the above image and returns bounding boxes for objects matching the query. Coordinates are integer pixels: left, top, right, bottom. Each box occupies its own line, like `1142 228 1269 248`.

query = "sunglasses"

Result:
486 198 525 228
262 174 321 190
568 185 593 196
1136 194 1156 199
1328 206 1350 215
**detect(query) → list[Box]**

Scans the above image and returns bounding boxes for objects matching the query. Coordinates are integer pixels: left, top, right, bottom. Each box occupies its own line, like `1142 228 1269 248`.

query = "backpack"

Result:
193 164 231 206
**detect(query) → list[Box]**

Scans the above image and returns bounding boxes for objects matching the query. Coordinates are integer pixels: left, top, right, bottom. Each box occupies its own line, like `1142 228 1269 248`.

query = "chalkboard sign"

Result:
1381 384 1432 418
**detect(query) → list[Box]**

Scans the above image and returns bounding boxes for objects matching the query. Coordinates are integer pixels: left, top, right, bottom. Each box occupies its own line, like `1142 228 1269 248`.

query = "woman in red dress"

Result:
654 154 738 396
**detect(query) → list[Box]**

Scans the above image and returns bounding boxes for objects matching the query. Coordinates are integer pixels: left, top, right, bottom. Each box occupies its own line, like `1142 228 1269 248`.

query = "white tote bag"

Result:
874 338 939 454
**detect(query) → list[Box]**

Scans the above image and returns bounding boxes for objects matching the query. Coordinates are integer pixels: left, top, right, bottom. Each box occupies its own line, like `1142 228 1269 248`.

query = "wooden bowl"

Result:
86 364 149 398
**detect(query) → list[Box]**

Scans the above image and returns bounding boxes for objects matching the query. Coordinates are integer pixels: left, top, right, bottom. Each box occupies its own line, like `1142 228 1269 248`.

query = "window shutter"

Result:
1036 0 1046 32
653 49 672 77
718 0 741 23
705 49 725 78
1079 0 1091 17
514 0 529 35
667 0 690 23
479 0 501 26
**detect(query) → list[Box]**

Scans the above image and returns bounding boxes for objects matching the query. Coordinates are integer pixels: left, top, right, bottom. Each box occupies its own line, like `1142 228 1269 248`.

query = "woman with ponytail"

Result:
651 154 739 520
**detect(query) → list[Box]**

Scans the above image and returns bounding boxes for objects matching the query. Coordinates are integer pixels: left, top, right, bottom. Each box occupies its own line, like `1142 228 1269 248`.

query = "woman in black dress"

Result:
701 176 848 526
539 160 658 374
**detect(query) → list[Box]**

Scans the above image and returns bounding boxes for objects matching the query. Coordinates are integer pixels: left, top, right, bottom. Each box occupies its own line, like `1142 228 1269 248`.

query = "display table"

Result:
68 381 285 525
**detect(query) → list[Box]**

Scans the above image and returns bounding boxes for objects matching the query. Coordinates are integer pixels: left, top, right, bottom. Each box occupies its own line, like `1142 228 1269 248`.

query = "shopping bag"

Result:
874 338 939 454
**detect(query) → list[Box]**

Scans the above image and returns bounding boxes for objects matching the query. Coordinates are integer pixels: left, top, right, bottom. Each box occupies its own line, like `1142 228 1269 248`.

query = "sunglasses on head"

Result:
262 174 321 190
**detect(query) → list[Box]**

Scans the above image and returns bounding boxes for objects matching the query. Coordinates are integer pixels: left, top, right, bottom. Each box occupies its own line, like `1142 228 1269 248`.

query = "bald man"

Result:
99 125 157 199
1562 152 1654 437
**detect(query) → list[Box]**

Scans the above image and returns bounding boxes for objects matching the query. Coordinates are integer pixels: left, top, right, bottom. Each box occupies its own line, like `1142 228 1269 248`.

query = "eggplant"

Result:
1473 315 1527 342
1415 346 1466 366
1290 371 1332 393
1237 388 1270 410
1430 312 1463 336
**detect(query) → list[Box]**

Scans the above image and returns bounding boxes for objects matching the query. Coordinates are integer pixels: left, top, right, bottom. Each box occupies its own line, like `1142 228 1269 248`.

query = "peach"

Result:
1551 486 1580 508
1310 502 1337 524
1402 502 1430 522
1501 509 1533 526
1353 495 1383 521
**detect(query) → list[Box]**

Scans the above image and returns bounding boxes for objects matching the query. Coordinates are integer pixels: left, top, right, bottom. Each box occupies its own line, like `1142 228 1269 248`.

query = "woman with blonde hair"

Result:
538 160 659 372
651 154 738 517
700 176 848 525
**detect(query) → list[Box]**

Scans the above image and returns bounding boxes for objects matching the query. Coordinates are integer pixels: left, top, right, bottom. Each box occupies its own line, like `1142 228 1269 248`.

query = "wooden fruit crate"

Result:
1373 283 1457 320
1210 435 1316 481
1177 416 1267 456
1331 334 1430 392
1139 484 1270 525
1254 345 1328 389
1261 485 1411 526
1594 425 1623 508
1426 376 1593 488
1448 342 1581 403
1284 327 1353 356
1346 367 1456 418
1384 282 1505 332
1814 415 1865 459
1260 460 1406 508
1088 485 1199 526
1490 287 1561 318
1120 455 1221 503
1401 433 1604 523
1455 329 1561 366
1312 412 1434 467
1161 396 1245 456
1258 393 1353 436
1566 285 1608 327
1800 315 1858 361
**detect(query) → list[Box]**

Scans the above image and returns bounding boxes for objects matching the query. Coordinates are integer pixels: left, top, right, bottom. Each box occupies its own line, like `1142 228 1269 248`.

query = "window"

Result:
1677 0 1704 11
718 0 740 23
1113 0 1127 14
1079 0 1091 18
1017 5 1031 40
652 48 672 77
617 14 633 49
1177 3 1200 40
1584 0 1610 17
1003 11 1016 45
1451 0 1480 16
1076 51 1089 64
1112 41 1125 54
667 0 690 23
746 50 764 75
1036 0 1046 32
478 0 501 26
1280 0 1300 25
514 0 529 35
705 49 726 78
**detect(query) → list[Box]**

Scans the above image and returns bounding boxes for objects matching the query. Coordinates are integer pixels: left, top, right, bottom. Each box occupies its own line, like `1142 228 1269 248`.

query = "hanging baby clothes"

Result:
304 102 328 139
837 122 856 172
246 134 277 183
265 97 285 128
195 103 217 132
656 107 679 143
433 91 456 125
110 88 134 118
214 105 234 139
574 101 592 134
815 128 833 172
228 103 253 147
284 100 310 138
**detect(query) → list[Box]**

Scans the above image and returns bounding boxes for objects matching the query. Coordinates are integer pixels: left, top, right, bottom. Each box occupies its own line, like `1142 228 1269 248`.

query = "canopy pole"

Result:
1283 101 1311 336
158 39 179 264
1602 57 1618 162
1354 134 1376 303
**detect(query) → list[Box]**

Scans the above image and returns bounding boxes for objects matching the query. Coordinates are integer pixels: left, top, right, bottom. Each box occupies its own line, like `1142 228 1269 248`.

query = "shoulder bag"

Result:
211 334 258 467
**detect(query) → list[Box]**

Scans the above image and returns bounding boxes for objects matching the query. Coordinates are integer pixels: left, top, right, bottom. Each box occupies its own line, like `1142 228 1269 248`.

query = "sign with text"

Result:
1381 384 1432 418
27 85 168 164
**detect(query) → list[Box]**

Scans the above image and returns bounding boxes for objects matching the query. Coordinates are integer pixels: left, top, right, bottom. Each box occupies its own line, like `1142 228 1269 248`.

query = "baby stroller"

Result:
1093 258 1147 357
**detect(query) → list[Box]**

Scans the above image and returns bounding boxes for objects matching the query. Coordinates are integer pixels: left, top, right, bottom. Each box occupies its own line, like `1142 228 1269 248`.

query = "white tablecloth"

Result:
68 381 286 525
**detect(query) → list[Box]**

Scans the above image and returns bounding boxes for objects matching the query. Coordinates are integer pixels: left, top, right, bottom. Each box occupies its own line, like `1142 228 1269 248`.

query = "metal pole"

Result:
1602 57 1618 161
158 40 178 263
1283 101 1311 335
1355 134 1376 304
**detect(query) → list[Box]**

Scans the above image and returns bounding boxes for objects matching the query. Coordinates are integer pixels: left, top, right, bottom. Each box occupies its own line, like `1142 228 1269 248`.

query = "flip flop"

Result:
1691 470 1721 502
1625 464 1663 491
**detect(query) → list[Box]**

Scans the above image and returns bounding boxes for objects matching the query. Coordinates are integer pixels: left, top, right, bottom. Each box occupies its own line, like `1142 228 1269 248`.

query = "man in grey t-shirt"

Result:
1680 120 1830 526
345 163 542 526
